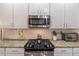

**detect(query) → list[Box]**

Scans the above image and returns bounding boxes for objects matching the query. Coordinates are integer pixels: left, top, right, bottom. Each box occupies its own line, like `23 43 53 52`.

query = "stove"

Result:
24 39 55 56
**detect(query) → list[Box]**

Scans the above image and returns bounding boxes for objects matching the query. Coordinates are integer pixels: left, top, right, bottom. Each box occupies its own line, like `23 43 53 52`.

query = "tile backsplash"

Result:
3 28 52 39
0 29 2 40
2 28 79 40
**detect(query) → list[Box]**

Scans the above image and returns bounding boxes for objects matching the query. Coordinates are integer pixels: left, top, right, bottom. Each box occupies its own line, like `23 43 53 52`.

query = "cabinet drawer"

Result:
6 53 24 56
73 48 79 56
0 53 4 56
73 48 79 53
54 48 72 54
6 48 24 54
73 54 79 56
0 48 5 56
54 54 72 56
0 48 5 54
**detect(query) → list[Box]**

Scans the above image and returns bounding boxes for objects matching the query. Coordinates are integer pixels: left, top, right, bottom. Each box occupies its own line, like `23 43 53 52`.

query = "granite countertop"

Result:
0 40 79 48
51 40 79 48
0 40 28 48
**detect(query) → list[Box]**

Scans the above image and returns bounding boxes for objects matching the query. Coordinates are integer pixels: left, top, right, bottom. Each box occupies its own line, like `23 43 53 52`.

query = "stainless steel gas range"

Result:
24 39 55 56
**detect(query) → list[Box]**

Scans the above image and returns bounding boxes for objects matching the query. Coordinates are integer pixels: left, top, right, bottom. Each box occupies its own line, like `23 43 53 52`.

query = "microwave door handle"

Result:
46 18 47 25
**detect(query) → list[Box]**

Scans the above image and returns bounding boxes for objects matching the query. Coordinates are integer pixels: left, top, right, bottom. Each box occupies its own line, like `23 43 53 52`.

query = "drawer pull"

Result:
12 50 18 52
61 50 67 52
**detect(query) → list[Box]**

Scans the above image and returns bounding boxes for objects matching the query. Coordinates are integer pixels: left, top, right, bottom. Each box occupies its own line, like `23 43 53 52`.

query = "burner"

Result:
24 39 55 51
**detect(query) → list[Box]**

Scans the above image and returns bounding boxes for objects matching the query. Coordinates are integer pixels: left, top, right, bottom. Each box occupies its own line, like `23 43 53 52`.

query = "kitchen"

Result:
0 3 79 56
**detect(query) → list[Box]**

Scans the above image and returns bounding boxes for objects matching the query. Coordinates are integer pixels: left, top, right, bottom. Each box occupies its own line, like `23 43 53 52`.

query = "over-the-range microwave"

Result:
28 15 50 28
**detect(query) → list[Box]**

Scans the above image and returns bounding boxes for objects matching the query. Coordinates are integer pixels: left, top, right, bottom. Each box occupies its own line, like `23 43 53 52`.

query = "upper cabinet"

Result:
29 3 49 15
0 3 79 29
64 3 79 28
50 3 65 28
0 3 13 28
14 3 28 28
50 3 79 29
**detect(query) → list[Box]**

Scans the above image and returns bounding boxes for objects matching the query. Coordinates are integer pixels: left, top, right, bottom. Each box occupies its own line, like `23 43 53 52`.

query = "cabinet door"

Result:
29 3 49 15
50 3 64 28
73 48 79 56
6 48 24 56
0 3 13 28
6 54 24 56
54 48 72 56
14 3 28 28
65 3 79 28
0 48 5 56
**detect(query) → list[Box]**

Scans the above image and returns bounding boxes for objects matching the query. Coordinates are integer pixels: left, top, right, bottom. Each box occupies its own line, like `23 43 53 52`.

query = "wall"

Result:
0 29 1 40
2 28 79 40
3 28 52 40
50 29 79 40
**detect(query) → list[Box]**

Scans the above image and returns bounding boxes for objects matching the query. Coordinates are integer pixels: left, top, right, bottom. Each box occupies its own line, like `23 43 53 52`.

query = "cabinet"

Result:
14 3 28 28
0 3 13 28
54 48 72 56
6 48 24 56
0 48 5 56
50 3 65 28
0 47 79 56
50 3 79 29
29 3 49 15
64 3 79 28
73 48 79 56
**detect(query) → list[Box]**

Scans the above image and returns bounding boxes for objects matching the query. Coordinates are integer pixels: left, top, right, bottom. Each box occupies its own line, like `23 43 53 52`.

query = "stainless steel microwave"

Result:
28 15 50 28
61 32 78 42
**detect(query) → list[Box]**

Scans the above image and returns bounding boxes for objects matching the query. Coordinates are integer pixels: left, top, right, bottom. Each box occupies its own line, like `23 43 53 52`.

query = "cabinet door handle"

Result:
63 24 65 27
61 50 67 52
65 24 67 28
12 50 18 52
66 24 67 27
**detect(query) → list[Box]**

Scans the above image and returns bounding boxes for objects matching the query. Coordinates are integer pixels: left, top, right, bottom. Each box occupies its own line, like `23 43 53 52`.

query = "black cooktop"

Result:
24 39 55 51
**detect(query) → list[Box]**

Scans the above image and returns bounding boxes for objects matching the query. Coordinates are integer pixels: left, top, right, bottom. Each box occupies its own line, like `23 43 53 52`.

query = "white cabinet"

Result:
50 3 79 29
14 3 28 28
64 3 79 28
0 48 5 56
29 3 49 15
54 48 72 56
6 48 24 56
1 47 79 56
73 48 79 56
50 3 65 28
0 3 13 28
